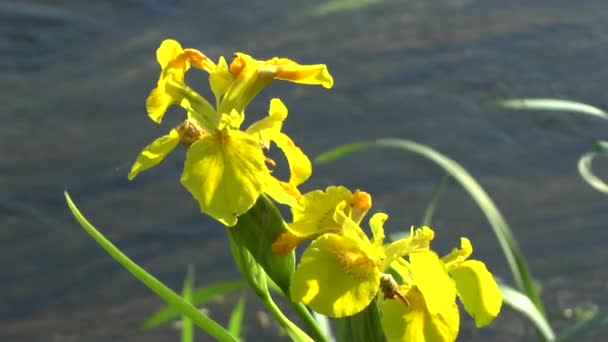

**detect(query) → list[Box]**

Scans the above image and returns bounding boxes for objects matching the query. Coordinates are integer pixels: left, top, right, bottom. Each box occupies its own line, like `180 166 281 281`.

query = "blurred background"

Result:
2 0 607 340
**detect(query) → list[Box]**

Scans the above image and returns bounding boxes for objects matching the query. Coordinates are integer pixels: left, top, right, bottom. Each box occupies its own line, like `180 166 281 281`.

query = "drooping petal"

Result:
287 186 353 238
382 286 460 342
261 57 334 89
382 226 434 269
451 260 503 327
442 237 474 270
156 39 183 69
272 132 312 186
146 87 174 123
247 99 311 185
220 53 334 115
290 233 380 317
128 129 180 180
246 98 287 143
409 251 456 315
264 177 302 209
369 213 387 245
180 129 269 226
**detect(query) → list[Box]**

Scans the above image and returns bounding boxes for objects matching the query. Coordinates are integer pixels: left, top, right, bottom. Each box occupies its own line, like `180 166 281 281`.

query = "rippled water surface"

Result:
2 0 608 340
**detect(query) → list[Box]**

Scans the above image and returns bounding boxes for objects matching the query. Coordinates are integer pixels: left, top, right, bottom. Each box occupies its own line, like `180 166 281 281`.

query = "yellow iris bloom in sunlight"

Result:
289 206 439 318
128 39 333 226
272 185 372 255
381 238 503 341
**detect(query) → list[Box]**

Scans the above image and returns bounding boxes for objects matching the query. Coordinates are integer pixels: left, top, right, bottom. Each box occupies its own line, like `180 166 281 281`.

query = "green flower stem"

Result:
64 192 238 342
289 300 330 342
260 292 314 342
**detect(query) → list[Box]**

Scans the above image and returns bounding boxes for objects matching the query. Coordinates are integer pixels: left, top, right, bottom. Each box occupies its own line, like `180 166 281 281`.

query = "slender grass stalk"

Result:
64 191 238 342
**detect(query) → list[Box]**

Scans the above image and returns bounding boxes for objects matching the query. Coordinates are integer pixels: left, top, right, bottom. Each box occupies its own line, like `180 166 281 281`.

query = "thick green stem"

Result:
289 300 330 342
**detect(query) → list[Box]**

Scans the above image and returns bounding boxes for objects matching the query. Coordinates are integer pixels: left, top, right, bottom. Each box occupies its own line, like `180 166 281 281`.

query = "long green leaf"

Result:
556 307 608 342
142 281 246 329
499 98 608 120
420 172 450 226
181 265 194 342
227 295 246 338
64 192 238 342
499 282 555 341
577 140 608 194
315 139 548 319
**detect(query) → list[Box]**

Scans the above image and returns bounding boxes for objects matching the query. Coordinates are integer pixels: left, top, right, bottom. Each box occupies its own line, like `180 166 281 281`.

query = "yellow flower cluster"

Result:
130 40 502 341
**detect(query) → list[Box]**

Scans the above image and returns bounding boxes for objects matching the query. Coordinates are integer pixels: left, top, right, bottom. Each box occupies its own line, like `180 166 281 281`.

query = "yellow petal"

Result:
273 132 312 186
409 251 456 315
128 129 180 180
382 286 460 342
246 98 287 145
451 260 503 327
180 129 269 226
442 237 473 270
146 87 174 124
369 212 387 245
264 177 302 209
156 39 183 69
209 56 232 104
261 57 334 89
287 186 353 238
290 233 380 317
382 226 434 269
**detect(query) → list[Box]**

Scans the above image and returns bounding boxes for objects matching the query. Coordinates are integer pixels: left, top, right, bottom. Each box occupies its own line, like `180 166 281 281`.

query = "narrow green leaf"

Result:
420 172 450 226
499 282 555 341
556 307 608 342
315 139 547 318
142 281 246 329
227 295 246 338
578 141 608 194
181 265 195 342
499 98 608 120
64 192 238 342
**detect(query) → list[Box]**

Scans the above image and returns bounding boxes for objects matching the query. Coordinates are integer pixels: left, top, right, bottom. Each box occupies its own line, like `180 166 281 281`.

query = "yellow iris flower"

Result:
289 206 436 318
272 185 372 255
128 39 333 226
381 238 503 341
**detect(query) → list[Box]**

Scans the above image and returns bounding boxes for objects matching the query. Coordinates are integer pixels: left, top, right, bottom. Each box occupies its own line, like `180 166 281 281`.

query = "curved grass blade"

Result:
315 139 548 319
499 98 608 120
64 191 238 342
556 307 608 342
499 282 555 341
227 295 246 338
420 172 450 226
142 281 246 329
182 265 194 342
577 141 608 194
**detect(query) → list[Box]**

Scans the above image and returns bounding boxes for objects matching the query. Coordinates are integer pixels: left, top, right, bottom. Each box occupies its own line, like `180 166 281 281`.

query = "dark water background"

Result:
2 0 608 340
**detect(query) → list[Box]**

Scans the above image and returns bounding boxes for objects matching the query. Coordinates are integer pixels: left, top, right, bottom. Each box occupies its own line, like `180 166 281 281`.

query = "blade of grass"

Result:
315 139 548 322
181 265 195 342
420 172 450 226
227 295 246 338
499 98 608 120
577 141 608 194
499 282 555 341
142 281 246 329
64 191 238 342
556 308 608 342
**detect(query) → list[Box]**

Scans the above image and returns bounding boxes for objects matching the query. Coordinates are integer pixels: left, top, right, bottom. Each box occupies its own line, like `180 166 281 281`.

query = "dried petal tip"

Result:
177 118 207 147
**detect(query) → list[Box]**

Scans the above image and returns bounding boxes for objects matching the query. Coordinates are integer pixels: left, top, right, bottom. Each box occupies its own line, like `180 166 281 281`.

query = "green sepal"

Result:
227 230 269 298
230 194 295 295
